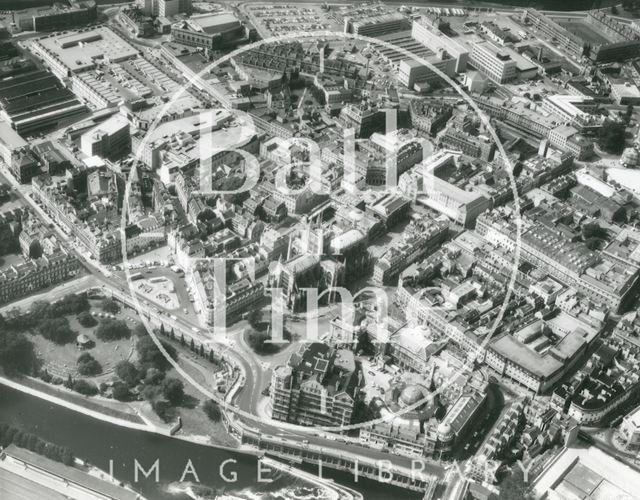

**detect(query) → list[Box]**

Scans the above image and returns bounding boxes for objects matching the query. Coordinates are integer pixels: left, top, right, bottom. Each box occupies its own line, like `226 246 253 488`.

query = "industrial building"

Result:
80 114 131 161
0 69 86 136
344 12 409 38
4 1 97 33
171 12 249 50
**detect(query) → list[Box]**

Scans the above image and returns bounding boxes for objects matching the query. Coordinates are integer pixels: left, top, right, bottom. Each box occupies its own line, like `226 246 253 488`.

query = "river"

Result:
0 385 421 500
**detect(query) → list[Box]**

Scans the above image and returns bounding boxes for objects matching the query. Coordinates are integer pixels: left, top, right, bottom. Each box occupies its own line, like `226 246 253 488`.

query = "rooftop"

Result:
533 445 640 500
35 27 139 73
0 119 27 150
0 445 141 500
176 12 241 35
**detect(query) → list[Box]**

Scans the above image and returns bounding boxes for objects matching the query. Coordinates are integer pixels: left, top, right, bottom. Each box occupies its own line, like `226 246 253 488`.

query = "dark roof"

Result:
289 342 332 376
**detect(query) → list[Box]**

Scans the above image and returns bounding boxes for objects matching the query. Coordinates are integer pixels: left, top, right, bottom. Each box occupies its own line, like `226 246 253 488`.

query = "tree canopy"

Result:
598 120 626 155
0 332 37 376
136 336 177 372
101 298 120 314
77 353 102 376
38 317 76 345
202 399 222 422
115 360 140 387
162 377 185 406
77 311 97 328
95 319 131 341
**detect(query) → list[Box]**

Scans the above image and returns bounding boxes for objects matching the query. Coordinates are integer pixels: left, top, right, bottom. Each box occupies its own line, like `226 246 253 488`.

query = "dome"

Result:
399 384 425 406
437 422 453 441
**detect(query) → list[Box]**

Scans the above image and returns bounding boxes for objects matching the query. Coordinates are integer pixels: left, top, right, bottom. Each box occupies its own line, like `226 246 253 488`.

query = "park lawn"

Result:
177 403 237 448
30 312 137 380
162 354 236 447
175 364 236 448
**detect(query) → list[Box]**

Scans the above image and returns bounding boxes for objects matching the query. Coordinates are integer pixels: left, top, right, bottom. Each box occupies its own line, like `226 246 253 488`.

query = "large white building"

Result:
31 27 139 79
411 18 469 73
469 41 517 84
620 405 640 451
401 163 491 227
398 55 456 89
80 114 131 160
137 0 192 16
344 12 409 37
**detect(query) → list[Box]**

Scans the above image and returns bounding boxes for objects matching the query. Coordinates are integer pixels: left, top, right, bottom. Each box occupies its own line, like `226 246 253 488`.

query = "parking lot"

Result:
245 4 341 37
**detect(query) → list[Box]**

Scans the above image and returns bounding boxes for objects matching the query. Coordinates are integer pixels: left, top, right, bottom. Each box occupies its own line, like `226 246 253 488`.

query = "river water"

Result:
0 385 421 500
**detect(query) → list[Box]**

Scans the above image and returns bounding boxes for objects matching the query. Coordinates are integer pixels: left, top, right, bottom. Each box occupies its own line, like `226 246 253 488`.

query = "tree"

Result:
498 468 532 499
612 5 619 14
115 361 140 387
160 323 165 336
0 332 37 376
101 298 120 314
247 309 264 330
199 344 204 357
352 400 374 424
141 384 162 401
598 120 627 154
246 328 291 355
76 353 102 376
625 104 634 124
208 349 214 363
136 336 177 372
202 399 222 422
48 293 89 317
95 319 131 341
61 448 74 466
39 317 76 345
133 323 148 337
170 328 175 340
77 311 97 328
0 424 74 465
28 240 43 260
180 333 185 346
152 400 176 423
111 381 132 401
190 338 195 351
162 377 184 406
143 367 165 385
72 379 99 396
30 300 50 318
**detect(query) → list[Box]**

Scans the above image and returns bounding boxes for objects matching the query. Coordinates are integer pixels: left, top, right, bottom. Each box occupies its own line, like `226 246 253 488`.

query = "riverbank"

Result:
0 377 420 500
0 375 150 430
0 374 255 456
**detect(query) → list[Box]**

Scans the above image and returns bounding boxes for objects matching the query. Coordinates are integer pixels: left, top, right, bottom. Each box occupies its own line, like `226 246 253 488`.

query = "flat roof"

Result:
84 113 129 139
147 109 231 143
612 81 640 98
533 445 640 500
0 120 26 150
35 27 139 73
193 12 239 29
490 333 562 379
